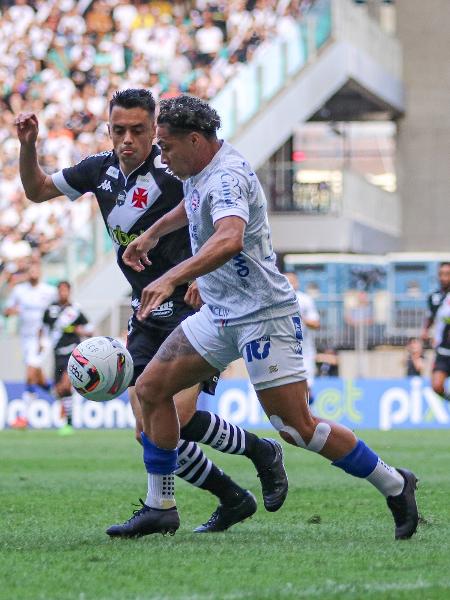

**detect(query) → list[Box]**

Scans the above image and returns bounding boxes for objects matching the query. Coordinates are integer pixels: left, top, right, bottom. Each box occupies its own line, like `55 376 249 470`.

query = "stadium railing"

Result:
211 0 332 140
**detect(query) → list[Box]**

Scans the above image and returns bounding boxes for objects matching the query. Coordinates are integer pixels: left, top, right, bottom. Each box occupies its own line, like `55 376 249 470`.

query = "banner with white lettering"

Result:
0 378 449 430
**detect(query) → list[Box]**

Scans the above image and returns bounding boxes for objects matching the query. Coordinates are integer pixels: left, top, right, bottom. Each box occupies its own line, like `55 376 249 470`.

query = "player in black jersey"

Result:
41 281 92 434
15 89 288 537
421 262 450 400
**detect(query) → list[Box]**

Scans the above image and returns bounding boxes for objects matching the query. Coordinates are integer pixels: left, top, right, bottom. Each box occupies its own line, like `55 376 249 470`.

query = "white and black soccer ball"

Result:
67 336 134 402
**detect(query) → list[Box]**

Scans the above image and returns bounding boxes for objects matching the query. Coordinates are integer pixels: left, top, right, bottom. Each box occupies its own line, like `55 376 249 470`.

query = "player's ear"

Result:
190 131 201 146
107 122 111 138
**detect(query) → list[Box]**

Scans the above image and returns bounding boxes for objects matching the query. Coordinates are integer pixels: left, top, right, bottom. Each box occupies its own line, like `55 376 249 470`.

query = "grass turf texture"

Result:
1 430 449 600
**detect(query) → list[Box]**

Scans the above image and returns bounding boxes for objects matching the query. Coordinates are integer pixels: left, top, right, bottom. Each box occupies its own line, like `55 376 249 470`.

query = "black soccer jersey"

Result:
426 289 447 324
52 146 193 331
43 302 88 355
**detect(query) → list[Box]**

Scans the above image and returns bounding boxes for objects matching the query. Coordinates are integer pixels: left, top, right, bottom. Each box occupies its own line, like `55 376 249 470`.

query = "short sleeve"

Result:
51 155 103 201
42 308 51 326
208 171 249 225
4 287 18 310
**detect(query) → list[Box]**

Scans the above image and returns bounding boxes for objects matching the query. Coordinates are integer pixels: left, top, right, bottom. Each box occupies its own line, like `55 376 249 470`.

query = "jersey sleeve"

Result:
42 307 51 326
208 170 250 225
51 155 103 201
426 292 440 323
73 312 89 327
4 287 19 310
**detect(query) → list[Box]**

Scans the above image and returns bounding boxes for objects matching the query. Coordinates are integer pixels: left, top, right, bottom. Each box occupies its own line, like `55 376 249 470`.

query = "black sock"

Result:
180 410 275 469
175 439 245 505
200 465 247 506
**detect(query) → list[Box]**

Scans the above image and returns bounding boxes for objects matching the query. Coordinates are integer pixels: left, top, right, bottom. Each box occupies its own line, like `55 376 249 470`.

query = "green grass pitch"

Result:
1 429 449 600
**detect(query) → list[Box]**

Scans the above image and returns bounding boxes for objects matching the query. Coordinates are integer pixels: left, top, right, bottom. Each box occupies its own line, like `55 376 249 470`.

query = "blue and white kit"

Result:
181 141 306 390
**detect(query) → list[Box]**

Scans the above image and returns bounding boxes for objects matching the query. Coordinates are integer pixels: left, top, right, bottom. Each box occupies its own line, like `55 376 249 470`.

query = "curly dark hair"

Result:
109 89 156 116
157 95 221 138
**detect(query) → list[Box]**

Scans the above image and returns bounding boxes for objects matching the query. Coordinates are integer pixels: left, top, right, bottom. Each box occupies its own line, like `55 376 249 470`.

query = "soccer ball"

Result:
67 336 134 402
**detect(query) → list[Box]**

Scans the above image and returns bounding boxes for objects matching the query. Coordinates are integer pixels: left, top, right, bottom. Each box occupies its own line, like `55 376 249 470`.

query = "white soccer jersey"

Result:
295 291 319 359
183 142 297 325
5 281 56 337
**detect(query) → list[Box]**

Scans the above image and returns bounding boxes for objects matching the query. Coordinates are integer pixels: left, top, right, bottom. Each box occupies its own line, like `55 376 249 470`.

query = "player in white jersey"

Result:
284 272 320 403
122 95 419 540
4 263 56 426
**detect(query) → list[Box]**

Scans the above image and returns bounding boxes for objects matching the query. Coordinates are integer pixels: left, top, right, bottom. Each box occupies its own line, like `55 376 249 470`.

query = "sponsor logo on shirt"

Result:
245 336 271 363
108 225 145 247
210 305 230 318
151 301 174 317
292 316 303 341
97 179 113 192
106 166 119 179
220 173 241 206
233 253 249 277
116 190 127 206
132 187 148 208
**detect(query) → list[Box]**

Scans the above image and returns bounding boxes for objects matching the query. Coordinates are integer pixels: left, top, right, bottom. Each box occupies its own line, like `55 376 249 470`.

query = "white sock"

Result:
61 396 72 422
145 474 176 509
366 459 405 497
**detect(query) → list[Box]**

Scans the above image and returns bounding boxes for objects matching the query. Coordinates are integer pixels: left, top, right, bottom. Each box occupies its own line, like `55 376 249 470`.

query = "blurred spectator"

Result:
284 271 320 402
405 337 425 377
0 0 314 301
316 348 340 377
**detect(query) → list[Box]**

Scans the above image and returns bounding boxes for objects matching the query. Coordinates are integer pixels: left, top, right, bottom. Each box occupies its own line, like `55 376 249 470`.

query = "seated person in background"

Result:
405 337 425 377
316 347 339 377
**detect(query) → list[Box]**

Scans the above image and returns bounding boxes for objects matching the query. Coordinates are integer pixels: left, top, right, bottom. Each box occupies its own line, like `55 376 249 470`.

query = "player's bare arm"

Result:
14 112 62 203
122 199 188 271
303 317 320 330
137 216 245 319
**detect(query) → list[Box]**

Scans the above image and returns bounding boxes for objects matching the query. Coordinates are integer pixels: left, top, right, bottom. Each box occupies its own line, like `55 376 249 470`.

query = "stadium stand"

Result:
0 0 315 300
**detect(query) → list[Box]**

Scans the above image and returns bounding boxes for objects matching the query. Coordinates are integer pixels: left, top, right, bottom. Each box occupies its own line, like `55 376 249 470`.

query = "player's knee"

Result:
135 372 164 407
270 415 331 452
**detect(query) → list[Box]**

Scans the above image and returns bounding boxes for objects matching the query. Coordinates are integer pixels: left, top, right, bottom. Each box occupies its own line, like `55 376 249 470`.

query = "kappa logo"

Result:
132 187 148 208
97 179 113 192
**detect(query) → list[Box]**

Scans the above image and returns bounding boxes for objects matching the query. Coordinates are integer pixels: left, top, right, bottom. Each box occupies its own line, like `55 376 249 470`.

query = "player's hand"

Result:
122 232 159 272
138 275 176 320
184 281 204 310
14 112 39 145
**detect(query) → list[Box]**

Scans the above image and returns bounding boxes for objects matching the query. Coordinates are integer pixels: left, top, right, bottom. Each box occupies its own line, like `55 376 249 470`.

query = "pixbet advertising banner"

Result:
0 378 449 431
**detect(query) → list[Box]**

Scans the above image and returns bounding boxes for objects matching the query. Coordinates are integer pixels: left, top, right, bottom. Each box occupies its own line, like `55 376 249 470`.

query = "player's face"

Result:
58 283 71 304
156 124 196 179
109 106 155 173
438 264 450 290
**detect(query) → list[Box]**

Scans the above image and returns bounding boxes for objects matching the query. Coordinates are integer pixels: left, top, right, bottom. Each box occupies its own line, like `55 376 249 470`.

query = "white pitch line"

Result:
87 579 450 600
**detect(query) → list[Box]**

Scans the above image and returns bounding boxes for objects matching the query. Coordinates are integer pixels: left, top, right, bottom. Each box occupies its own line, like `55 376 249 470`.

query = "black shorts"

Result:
127 318 219 394
54 353 70 384
432 351 450 376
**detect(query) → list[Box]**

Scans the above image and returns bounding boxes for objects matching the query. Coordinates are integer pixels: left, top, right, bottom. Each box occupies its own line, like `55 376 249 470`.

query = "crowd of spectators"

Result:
0 0 315 298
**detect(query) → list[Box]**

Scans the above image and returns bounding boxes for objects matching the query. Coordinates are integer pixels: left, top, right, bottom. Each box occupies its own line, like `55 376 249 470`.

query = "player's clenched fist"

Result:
14 112 39 145
123 232 159 272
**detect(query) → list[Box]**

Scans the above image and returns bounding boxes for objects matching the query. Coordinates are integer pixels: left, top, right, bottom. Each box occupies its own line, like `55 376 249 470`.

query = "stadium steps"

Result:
216 0 404 169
